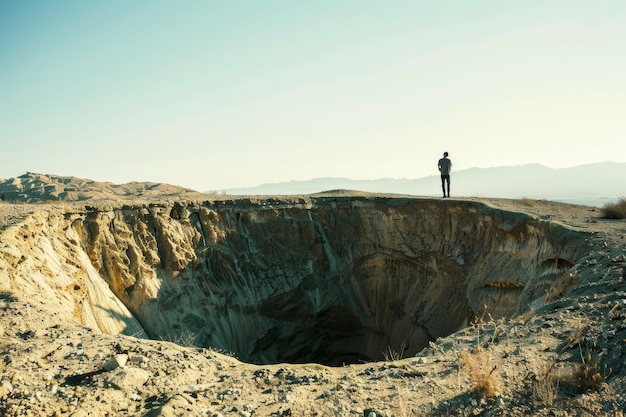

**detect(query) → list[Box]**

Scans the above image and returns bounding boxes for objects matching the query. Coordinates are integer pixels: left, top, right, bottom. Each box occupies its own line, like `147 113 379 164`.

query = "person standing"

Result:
438 152 452 198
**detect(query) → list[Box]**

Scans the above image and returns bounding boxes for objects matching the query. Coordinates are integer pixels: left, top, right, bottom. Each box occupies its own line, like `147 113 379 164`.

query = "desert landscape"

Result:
1 173 626 416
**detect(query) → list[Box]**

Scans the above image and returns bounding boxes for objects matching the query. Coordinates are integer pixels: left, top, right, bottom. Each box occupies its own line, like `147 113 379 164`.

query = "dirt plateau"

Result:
1 194 626 416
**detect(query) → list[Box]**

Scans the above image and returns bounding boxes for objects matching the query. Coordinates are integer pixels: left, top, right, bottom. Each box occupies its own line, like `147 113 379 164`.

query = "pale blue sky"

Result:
1 1 625 191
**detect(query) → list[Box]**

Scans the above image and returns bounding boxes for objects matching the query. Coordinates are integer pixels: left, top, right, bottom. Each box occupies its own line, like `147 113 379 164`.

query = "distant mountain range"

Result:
217 162 626 206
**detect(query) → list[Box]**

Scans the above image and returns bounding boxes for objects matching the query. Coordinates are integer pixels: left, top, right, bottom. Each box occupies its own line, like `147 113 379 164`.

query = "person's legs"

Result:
441 175 450 197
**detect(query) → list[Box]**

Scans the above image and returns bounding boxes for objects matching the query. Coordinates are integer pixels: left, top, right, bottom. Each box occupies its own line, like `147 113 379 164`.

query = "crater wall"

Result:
0 197 589 365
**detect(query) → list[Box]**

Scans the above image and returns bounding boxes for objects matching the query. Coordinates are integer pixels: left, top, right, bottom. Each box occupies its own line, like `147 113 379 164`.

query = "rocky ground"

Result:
1 186 626 416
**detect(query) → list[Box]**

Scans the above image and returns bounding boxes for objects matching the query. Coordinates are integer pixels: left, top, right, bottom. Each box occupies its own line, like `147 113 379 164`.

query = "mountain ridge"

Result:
0 172 203 203
218 162 626 206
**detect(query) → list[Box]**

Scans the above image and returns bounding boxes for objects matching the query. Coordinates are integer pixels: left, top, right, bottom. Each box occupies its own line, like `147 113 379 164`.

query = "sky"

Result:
1 1 625 191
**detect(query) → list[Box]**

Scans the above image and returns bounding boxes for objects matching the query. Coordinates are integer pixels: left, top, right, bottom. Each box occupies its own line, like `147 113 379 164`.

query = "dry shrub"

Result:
520 197 536 207
571 349 604 392
559 326 606 391
460 347 500 398
557 345 606 396
533 348 605 405
601 198 626 219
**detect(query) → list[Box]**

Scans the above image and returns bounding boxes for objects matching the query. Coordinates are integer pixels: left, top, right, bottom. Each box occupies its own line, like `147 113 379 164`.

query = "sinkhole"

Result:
87 199 590 367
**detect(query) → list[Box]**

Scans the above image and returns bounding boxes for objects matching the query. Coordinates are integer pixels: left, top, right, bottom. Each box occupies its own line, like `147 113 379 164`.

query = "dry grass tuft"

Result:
160 330 197 347
533 363 559 406
460 347 500 398
382 344 406 362
601 198 626 219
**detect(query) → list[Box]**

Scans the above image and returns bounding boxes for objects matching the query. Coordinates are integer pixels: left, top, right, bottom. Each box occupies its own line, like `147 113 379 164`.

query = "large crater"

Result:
3 197 590 366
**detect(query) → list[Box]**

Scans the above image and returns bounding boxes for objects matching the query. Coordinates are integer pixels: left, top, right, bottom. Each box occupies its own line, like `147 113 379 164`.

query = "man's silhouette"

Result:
438 152 452 198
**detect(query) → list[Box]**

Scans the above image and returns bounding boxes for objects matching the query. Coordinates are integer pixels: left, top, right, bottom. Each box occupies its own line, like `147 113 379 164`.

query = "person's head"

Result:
443 152 448 157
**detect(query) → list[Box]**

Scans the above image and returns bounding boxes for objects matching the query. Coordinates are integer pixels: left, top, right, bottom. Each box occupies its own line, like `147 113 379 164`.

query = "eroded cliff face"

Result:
0 197 589 365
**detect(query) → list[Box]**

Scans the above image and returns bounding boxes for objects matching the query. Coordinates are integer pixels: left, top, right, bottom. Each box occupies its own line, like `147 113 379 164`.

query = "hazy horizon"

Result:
2 2 626 191
216 161 626 207
216 161 616 189
1 160 621 192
